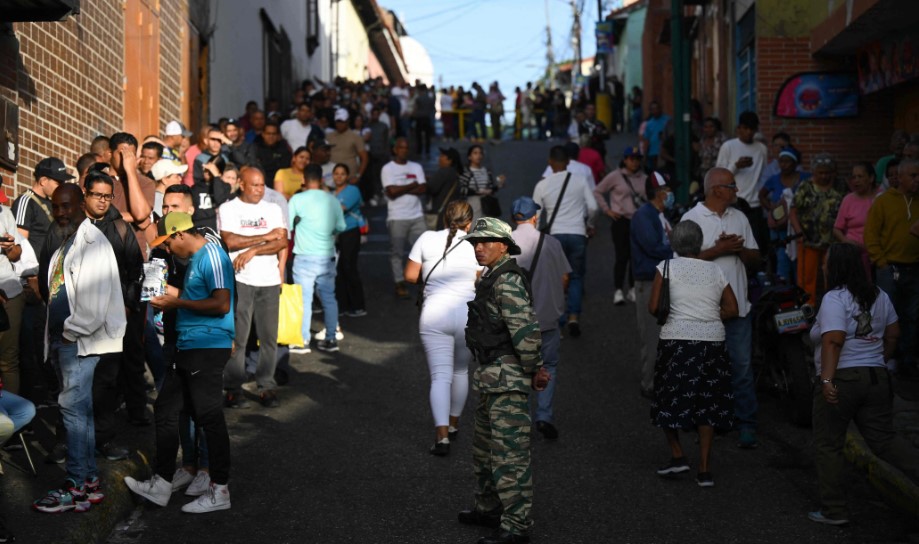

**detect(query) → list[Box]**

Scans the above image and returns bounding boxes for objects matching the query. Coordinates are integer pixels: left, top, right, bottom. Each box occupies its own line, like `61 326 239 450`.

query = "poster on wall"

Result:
596 21 614 54
858 34 918 94
773 72 859 119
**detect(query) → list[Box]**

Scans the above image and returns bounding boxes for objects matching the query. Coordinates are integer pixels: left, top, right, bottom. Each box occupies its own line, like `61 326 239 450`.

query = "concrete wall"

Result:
208 0 324 120
334 0 370 82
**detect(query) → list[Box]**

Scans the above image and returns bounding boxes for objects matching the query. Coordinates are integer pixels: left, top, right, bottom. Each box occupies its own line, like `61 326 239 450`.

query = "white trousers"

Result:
419 295 472 427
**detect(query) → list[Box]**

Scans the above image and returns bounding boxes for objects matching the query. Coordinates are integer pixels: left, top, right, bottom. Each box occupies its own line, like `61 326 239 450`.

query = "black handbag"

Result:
656 259 671 326
480 194 502 218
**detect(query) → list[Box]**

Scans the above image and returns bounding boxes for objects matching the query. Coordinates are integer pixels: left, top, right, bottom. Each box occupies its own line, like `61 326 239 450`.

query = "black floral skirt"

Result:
650 339 734 430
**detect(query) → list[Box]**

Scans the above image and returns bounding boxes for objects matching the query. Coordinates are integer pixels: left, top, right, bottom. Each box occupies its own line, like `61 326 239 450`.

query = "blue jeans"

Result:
293 255 339 343
534 328 560 424
51 341 99 482
769 229 795 283
725 314 757 431
877 265 919 371
553 234 587 318
0 390 36 443
145 304 166 391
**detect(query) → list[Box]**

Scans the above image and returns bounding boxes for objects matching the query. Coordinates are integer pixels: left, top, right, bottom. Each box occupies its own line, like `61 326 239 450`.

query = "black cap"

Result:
34 157 75 182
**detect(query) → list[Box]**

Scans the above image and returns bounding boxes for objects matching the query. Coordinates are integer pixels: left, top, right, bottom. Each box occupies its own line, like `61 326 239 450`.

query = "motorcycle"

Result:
749 235 815 427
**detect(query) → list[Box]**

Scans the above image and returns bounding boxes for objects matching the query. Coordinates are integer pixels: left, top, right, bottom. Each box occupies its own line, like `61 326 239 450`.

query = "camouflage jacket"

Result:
469 255 543 394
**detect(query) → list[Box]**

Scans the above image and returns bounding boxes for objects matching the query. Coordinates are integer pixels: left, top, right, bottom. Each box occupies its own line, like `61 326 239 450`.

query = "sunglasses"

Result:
717 183 738 190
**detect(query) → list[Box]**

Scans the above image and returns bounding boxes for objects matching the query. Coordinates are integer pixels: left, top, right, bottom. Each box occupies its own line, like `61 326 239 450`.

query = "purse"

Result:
656 259 671 326
480 194 502 218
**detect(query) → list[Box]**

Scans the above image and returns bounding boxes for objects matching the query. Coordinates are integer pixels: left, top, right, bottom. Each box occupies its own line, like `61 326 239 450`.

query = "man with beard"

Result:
83 171 146 457
33 184 126 513
223 118 260 168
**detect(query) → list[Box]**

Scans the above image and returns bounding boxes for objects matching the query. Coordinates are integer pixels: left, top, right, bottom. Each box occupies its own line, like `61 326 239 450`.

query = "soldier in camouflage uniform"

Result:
457 217 550 544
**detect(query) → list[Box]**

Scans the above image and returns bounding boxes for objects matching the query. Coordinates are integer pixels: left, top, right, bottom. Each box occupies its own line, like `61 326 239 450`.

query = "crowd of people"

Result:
1 69 919 542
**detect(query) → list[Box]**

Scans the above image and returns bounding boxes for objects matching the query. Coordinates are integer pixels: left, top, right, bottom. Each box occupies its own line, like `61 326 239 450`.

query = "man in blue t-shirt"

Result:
643 101 671 174
125 212 236 514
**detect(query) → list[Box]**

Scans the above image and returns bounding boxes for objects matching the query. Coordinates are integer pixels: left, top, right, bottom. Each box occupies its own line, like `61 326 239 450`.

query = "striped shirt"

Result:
176 241 235 350
12 189 53 256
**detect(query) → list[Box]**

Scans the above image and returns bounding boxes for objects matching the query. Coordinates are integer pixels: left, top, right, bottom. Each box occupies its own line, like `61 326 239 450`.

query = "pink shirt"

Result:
578 147 606 186
833 192 875 244
183 145 201 187
593 168 648 218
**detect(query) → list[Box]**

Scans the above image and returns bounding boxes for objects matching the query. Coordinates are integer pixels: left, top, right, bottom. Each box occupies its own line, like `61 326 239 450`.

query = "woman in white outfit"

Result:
404 201 479 456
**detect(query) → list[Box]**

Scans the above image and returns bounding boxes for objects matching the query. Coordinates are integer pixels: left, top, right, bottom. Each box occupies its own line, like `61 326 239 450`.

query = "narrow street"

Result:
102 136 914 544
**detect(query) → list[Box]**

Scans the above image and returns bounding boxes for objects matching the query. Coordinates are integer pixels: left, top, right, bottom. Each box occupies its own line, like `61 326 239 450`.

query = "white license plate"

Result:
774 309 808 333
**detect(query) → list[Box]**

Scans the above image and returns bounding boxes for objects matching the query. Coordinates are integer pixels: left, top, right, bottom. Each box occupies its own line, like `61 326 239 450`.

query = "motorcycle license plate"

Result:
774 309 808 333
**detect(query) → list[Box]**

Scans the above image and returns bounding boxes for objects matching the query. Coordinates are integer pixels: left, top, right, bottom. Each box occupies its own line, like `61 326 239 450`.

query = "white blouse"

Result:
657 257 728 342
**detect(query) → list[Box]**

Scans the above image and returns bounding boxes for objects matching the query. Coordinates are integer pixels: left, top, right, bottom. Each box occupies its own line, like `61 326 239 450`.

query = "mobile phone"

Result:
0 236 13 243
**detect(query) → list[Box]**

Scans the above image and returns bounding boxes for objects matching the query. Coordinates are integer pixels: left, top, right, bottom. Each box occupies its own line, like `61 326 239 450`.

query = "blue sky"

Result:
382 0 607 95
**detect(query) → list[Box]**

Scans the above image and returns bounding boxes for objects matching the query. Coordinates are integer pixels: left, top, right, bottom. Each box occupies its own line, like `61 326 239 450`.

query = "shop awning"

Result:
811 0 919 56
0 0 79 21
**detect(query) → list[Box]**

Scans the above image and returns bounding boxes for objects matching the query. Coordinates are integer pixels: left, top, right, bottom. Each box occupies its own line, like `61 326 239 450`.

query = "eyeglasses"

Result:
87 191 114 201
209 138 223 142
716 183 738 190
814 157 834 166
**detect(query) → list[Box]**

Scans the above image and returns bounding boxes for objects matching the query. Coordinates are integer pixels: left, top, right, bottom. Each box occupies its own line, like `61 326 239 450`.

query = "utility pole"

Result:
545 0 556 89
571 0 581 92
671 0 691 202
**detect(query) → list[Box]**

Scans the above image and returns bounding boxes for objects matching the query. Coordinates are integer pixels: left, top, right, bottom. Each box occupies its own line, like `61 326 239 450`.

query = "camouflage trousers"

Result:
472 391 533 534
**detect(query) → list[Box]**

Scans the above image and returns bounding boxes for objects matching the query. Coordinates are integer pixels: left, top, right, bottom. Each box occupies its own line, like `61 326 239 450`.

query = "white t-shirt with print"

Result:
810 288 897 376
408 229 479 301
382 160 426 220
217 198 285 287
657 257 727 341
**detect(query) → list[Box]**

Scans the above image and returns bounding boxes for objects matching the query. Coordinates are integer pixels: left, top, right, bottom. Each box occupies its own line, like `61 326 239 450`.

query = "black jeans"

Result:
121 303 149 419
336 228 366 312
93 353 122 446
154 348 231 485
611 217 633 290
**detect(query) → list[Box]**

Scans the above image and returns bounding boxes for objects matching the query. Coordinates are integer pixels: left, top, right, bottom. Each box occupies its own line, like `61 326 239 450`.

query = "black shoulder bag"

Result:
540 172 571 234
656 259 671 326
523 232 546 282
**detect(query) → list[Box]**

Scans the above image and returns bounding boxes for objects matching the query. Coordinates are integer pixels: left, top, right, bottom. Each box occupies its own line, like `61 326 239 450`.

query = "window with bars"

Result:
735 5 756 116
306 0 319 57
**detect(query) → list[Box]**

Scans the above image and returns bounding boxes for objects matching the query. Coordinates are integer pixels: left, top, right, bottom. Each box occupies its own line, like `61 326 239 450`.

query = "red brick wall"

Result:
0 0 187 202
756 36 895 178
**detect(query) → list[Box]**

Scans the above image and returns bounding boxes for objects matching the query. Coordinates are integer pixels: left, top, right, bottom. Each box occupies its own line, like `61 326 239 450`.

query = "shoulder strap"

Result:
114 218 130 245
438 181 459 214
545 173 571 233
528 233 546 280
29 192 53 222
420 239 462 293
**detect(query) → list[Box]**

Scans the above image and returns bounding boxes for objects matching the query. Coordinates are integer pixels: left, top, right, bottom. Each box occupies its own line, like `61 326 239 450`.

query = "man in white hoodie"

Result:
33 184 126 514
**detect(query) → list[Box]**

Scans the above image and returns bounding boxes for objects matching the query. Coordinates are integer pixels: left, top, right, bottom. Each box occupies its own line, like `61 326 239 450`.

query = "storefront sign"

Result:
596 21 614 54
773 72 859 119
858 34 918 94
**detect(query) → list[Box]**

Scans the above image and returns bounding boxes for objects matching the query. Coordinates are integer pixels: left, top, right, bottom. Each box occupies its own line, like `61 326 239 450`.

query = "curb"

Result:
54 449 151 544
844 425 919 518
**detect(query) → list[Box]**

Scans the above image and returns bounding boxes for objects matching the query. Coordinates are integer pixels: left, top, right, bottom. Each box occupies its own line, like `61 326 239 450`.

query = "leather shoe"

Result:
458 508 502 528
536 421 558 440
478 530 530 544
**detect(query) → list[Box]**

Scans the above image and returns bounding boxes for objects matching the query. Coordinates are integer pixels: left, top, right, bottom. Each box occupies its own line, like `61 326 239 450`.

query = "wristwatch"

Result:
820 377 834 385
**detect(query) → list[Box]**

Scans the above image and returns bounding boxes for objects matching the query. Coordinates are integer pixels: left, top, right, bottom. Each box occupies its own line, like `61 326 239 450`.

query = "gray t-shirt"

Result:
512 223 571 331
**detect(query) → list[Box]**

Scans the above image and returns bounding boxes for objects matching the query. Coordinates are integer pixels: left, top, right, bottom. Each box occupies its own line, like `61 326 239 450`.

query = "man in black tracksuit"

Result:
83 172 147 457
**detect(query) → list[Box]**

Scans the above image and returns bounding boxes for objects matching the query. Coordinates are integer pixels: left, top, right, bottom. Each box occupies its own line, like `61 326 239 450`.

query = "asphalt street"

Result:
104 136 918 544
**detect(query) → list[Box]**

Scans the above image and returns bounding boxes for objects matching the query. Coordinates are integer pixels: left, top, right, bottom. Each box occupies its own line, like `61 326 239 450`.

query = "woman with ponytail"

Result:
404 201 479 456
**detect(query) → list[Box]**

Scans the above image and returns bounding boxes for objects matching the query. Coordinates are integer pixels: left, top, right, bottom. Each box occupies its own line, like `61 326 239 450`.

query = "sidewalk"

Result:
844 377 919 518
0 403 154 544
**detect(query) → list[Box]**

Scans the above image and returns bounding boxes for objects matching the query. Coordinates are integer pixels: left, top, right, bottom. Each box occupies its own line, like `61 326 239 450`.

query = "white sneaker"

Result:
318 326 345 341
185 470 211 497
181 482 231 513
124 474 171 507
171 468 194 491
289 345 311 354
626 287 636 303
613 289 625 305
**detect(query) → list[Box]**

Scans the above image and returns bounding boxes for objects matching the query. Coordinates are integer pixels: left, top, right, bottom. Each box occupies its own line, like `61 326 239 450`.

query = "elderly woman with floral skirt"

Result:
649 220 738 488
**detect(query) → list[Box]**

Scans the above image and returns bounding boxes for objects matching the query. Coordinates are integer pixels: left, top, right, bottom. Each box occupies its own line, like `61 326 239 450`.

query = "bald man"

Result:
681 167 761 449
218 168 287 408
